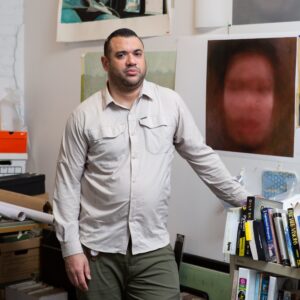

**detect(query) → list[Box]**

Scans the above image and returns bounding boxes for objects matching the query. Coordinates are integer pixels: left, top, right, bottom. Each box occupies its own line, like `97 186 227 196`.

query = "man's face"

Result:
102 36 147 91
223 52 275 151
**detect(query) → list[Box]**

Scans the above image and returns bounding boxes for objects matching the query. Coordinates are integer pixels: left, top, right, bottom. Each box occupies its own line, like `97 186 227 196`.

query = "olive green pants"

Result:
77 244 180 300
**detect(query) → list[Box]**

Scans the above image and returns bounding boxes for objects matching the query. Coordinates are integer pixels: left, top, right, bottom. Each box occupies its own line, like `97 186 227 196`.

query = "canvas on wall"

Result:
233 0 300 25
81 51 177 101
57 0 171 42
206 37 296 157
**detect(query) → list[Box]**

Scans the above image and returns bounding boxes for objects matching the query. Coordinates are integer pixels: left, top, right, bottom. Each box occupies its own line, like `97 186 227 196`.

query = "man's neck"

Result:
108 82 142 109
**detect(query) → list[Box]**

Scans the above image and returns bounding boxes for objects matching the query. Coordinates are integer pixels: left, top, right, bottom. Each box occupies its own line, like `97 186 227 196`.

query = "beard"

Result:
108 65 147 92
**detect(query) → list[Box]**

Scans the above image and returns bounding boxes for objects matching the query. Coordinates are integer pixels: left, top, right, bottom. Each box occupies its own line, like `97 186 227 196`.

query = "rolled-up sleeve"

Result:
173 95 248 206
53 112 88 257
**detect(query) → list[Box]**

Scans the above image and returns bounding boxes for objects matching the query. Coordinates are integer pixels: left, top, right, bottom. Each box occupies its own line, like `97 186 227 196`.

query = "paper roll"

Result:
0 202 26 221
0 201 53 224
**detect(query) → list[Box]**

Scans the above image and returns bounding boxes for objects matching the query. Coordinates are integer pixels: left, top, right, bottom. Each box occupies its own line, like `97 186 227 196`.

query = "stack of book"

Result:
223 196 300 268
233 267 299 300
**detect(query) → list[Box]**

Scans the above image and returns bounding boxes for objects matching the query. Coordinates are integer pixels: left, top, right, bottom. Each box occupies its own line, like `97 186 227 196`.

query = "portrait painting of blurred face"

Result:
223 52 274 151
233 0 300 25
206 38 296 157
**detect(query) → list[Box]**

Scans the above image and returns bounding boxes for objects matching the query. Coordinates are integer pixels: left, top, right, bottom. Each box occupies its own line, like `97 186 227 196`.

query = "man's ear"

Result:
101 56 109 71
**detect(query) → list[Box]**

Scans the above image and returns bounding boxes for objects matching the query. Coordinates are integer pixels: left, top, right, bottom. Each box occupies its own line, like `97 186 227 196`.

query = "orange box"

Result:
0 131 27 153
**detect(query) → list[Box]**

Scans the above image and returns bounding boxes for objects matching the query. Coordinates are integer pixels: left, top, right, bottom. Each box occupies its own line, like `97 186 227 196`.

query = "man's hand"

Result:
64 253 91 291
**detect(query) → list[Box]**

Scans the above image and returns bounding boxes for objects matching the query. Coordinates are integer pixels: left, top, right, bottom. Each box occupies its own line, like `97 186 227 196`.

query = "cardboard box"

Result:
0 153 27 177
5 280 68 300
0 131 27 153
0 189 46 211
0 237 41 284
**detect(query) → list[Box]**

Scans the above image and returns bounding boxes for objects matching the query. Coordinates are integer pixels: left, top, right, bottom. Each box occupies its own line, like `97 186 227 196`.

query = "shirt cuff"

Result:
60 239 83 258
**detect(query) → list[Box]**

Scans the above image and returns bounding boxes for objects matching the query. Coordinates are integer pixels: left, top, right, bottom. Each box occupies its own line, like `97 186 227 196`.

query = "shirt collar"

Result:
102 80 154 110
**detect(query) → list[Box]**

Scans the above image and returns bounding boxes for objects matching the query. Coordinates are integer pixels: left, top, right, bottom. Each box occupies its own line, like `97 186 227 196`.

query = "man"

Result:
53 28 247 300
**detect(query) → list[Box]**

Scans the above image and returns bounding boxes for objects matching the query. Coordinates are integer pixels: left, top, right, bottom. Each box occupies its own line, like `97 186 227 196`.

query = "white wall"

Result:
23 1 300 261
0 0 24 114
0 0 23 91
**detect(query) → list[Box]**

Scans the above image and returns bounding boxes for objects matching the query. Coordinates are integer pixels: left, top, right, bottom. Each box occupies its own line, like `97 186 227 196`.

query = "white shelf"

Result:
230 255 300 280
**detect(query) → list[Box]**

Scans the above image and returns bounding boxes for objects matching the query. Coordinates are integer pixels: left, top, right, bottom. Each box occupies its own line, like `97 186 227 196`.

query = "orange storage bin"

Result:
0 131 27 153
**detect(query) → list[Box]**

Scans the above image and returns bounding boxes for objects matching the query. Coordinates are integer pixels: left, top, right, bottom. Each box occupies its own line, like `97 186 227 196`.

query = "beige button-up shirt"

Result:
53 80 247 257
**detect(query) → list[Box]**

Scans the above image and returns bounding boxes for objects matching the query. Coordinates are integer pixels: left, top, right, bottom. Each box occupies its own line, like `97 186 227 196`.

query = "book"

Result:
236 267 257 300
237 205 247 256
245 220 257 260
267 276 287 300
246 196 255 220
267 208 281 264
261 207 277 263
287 208 300 267
260 273 270 300
292 203 300 248
253 219 270 261
281 210 296 267
272 208 290 266
245 196 255 257
223 207 241 256
254 272 262 299
253 197 283 220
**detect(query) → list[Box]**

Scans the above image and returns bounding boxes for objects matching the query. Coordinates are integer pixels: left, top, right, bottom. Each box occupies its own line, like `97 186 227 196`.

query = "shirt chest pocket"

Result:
139 116 171 154
88 125 127 167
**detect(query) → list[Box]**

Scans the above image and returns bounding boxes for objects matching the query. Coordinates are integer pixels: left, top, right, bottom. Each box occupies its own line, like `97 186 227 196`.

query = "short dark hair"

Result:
104 28 144 57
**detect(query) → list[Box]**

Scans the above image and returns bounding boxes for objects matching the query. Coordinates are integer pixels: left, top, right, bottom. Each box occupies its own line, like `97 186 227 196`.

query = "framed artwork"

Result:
206 37 296 157
233 0 300 25
57 0 171 42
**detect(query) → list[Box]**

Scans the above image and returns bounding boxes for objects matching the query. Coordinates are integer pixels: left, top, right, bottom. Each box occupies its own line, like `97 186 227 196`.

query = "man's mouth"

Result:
125 68 139 76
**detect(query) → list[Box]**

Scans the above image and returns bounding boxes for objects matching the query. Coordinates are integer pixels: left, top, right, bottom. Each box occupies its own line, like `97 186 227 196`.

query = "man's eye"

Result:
134 52 143 57
116 53 125 58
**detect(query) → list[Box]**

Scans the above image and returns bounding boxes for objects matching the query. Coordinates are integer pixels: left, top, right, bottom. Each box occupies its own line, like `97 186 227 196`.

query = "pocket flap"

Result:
139 116 167 129
88 124 126 140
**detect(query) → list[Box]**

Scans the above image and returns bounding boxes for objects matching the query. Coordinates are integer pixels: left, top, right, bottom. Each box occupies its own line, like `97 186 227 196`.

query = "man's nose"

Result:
126 54 136 65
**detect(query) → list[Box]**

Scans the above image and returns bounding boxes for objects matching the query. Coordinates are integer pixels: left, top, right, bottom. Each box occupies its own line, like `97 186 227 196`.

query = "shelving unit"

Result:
0 220 43 234
230 255 300 283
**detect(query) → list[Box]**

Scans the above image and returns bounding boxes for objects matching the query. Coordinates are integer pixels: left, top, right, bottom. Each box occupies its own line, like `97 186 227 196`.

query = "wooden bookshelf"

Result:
230 255 300 281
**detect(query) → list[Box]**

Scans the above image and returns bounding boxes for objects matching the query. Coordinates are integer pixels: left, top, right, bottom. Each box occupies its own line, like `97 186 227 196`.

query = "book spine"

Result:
223 208 241 255
273 210 290 266
237 205 247 256
245 220 258 260
260 273 270 300
236 271 248 300
281 211 296 267
246 196 255 220
261 207 277 263
254 220 270 261
287 208 300 267
236 267 256 300
254 272 261 299
245 196 255 257
267 208 281 264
